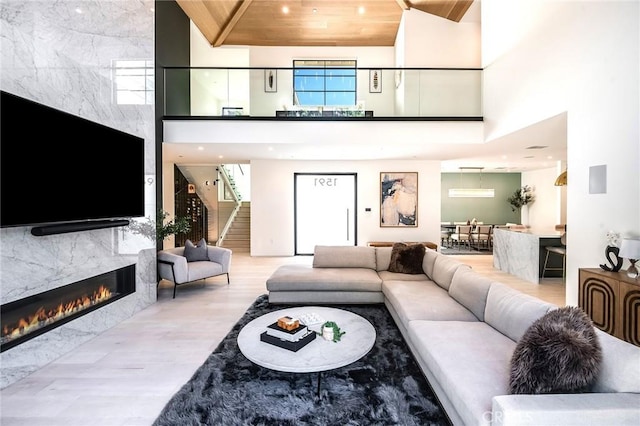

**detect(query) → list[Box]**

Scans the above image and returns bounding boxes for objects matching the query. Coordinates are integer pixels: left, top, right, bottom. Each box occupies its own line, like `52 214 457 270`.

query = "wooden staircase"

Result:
220 201 250 253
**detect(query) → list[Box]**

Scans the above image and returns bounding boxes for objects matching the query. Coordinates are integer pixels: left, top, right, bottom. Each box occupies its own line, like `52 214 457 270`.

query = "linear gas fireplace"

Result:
1 265 136 352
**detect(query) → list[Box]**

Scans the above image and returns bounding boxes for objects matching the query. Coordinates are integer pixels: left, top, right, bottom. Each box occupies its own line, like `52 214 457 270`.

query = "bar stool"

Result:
542 233 566 280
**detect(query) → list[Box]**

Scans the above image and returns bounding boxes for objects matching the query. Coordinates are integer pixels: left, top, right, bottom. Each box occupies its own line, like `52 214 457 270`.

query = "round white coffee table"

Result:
237 306 376 396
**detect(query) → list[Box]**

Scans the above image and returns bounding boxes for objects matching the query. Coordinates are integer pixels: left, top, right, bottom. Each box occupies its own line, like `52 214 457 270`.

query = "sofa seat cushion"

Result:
408 320 517 426
266 265 382 292
188 261 224 282
383 280 478 323
377 270 429 282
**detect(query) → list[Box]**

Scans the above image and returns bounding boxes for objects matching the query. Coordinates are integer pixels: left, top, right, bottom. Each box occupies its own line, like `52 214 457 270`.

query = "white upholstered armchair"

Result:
157 244 232 298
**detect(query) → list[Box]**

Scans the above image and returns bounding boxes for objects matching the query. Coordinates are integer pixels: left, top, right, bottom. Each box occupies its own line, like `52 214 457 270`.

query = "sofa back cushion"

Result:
375 247 393 271
448 268 493 321
484 282 557 342
422 249 438 279
431 255 470 291
592 328 640 393
313 245 377 269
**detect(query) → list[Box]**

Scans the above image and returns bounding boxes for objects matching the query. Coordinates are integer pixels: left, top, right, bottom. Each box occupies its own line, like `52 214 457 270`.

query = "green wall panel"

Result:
441 173 522 225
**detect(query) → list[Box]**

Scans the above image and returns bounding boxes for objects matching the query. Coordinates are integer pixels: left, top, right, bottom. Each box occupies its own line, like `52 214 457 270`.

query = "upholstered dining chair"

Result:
471 225 492 250
450 225 472 250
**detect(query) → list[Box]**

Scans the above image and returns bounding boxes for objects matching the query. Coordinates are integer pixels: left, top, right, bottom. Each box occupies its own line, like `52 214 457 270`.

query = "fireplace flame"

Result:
2 285 113 342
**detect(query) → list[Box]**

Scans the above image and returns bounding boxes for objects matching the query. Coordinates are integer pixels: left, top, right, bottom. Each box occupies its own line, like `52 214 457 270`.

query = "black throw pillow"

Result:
387 243 425 274
184 238 209 262
509 306 602 394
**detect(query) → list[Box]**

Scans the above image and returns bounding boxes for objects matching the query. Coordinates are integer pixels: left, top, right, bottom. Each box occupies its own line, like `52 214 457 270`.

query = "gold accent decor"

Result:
554 170 567 186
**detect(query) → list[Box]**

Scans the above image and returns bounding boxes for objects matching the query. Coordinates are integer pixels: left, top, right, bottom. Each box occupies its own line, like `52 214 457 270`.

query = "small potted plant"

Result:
321 321 346 342
507 185 535 212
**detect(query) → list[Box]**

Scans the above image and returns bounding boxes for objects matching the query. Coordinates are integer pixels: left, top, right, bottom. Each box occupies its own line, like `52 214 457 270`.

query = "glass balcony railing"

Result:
163 67 482 119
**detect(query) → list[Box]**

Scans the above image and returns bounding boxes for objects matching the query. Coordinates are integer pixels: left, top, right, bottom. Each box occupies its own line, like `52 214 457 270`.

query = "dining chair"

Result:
440 222 454 247
471 225 492 250
450 225 472 250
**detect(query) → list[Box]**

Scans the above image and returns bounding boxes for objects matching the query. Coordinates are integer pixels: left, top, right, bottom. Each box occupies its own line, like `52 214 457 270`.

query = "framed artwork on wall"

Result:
265 69 277 92
380 172 418 227
369 69 382 93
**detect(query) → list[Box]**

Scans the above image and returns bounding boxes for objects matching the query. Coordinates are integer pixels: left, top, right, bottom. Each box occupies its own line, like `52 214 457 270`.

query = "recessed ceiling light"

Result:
75 8 82 14
312 8 317 13
197 146 204 151
358 6 365 14
282 6 289 14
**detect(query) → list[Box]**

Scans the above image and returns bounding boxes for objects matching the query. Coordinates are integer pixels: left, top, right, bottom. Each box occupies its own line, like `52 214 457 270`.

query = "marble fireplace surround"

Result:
1 265 137 353
0 227 158 389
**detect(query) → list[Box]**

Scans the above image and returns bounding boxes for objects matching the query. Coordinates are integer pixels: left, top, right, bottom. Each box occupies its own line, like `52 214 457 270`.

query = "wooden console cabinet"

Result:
579 268 640 346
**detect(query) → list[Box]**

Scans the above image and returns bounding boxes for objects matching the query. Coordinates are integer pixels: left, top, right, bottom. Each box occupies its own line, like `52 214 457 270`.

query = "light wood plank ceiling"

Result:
176 0 475 47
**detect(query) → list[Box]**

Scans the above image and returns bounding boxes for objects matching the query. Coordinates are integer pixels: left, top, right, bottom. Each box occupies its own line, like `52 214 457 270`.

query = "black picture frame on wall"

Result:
265 69 277 92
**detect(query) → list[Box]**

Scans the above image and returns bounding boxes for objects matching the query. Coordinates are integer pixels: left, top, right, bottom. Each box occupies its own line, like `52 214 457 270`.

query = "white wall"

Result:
250 159 441 256
522 167 562 230
482 0 640 305
401 9 481 68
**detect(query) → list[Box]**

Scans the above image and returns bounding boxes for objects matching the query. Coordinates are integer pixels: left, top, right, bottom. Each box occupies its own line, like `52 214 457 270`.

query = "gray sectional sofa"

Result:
266 245 640 426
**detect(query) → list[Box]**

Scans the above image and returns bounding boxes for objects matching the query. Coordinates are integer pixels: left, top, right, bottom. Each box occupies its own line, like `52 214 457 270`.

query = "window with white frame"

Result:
293 60 356 106
113 59 154 105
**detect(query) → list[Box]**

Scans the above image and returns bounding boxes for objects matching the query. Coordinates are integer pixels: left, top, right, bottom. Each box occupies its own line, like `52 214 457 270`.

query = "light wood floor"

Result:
0 253 565 426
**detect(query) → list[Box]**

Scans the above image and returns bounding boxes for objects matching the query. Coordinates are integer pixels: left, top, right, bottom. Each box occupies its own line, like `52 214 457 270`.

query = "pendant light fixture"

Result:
554 170 567 186
448 167 495 198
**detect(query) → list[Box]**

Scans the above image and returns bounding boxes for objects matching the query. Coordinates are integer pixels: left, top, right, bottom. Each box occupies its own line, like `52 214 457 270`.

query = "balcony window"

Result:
293 60 356 106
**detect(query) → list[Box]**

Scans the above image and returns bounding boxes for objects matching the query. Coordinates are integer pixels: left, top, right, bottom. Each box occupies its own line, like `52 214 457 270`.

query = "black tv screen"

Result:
1 91 145 229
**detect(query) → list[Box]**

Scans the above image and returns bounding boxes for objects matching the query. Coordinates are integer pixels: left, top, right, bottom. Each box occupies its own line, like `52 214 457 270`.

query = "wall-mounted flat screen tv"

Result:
0 91 145 229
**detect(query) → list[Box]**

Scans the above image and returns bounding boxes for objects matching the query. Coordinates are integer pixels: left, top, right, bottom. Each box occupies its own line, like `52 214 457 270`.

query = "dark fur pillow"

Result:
388 243 425 274
509 306 602 394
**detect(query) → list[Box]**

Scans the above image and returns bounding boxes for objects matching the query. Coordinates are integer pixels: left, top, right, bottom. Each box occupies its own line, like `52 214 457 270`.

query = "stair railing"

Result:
216 165 242 247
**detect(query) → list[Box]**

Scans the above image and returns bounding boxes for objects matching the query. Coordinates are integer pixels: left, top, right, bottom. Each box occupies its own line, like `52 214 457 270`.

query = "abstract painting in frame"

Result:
380 172 418 227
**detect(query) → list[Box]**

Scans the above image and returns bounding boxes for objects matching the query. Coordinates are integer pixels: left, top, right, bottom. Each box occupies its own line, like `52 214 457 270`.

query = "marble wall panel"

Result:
0 0 156 388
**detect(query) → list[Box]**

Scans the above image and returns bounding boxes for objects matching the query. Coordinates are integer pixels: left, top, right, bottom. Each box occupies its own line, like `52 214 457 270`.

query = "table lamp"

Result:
618 238 640 279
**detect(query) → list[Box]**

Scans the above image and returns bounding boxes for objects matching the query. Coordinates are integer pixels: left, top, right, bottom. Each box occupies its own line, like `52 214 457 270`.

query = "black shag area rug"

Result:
153 294 450 426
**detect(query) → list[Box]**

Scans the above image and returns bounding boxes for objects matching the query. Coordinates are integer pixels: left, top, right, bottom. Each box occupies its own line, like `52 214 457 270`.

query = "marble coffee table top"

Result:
237 306 376 373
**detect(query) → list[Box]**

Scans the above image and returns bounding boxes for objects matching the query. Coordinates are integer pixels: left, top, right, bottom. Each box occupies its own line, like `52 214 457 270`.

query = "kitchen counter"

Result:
492 227 564 284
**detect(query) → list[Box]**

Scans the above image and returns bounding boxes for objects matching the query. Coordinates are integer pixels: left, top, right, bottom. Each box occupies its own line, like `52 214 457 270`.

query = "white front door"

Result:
295 173 357 255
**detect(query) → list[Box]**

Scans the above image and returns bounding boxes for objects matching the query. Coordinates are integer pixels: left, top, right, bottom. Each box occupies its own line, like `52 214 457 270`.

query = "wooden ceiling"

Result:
176 0 475 47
